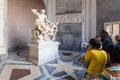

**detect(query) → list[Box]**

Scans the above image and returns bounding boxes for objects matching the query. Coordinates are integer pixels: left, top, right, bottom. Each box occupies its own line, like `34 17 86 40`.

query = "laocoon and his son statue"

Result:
31 9 58 43
28 9 59 65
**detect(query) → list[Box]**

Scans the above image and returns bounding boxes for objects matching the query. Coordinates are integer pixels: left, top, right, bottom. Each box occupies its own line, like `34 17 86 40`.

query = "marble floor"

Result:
0 49 86 80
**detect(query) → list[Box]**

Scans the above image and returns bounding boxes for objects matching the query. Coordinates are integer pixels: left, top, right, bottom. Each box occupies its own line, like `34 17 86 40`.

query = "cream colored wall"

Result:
8 0 45 51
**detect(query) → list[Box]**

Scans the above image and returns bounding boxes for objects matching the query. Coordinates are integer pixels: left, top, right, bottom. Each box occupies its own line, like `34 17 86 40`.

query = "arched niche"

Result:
7 0 45 53
0 0 46 61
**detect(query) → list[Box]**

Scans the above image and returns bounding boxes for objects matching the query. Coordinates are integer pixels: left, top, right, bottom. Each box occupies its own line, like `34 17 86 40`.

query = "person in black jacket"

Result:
103 43 120 80
100 30 113 67
99 30 113 52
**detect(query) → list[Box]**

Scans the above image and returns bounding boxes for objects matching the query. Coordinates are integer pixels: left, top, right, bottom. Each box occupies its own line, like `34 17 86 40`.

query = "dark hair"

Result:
107 44 120 63
89 38 101 49
115 34 120 43
100 30 110 38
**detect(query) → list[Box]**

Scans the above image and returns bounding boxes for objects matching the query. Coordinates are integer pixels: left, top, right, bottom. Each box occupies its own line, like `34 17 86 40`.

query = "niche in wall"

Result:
7 0 45 52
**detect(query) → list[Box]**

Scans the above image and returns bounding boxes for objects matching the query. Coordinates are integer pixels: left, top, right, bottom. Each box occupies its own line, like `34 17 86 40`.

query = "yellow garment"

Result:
84 49 107 75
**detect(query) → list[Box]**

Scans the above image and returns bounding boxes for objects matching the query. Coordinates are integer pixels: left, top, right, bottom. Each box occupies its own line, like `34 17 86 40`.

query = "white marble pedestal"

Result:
28 41 60 65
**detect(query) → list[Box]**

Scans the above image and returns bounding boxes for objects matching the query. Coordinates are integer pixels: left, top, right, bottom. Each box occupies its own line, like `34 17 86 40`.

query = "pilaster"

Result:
0 0 7 60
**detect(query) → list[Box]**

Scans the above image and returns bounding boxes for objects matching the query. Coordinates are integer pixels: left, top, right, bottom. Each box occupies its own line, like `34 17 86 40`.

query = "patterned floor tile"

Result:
0 64 41 80
59 50 80 59
45 58 86 80
0 50 86 80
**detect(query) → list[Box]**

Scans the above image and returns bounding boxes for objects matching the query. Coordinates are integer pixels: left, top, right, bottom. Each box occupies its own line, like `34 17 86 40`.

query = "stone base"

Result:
28 41 60 65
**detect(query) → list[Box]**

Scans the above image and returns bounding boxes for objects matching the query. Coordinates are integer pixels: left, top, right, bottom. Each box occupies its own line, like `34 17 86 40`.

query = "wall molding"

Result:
56 13 82 23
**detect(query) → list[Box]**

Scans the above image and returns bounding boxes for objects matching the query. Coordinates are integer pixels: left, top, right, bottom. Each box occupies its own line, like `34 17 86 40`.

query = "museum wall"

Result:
8 0 45 52
56 0 82 51
97 0 120 34
56 23 82 51
56 0 82 14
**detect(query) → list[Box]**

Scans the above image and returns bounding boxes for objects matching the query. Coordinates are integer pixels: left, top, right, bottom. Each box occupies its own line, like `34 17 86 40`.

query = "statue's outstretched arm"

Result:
32 9 37 13
31 9 40 18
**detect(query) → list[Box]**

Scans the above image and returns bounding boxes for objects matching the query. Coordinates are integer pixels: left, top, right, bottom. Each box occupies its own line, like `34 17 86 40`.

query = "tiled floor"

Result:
0 64 40 80
0 49 86 80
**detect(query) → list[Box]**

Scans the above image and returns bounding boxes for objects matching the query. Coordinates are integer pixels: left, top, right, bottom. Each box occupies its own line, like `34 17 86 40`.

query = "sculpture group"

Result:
31 9 58 43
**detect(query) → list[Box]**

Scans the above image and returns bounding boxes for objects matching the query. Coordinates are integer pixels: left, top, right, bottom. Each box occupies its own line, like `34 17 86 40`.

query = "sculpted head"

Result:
40 9 45 14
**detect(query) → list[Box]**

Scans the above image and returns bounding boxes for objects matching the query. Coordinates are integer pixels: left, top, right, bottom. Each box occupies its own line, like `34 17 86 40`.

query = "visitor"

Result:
99 30 113 52
115 34 120 45
99 30 113 67
83 38 107 80
103 43 120 80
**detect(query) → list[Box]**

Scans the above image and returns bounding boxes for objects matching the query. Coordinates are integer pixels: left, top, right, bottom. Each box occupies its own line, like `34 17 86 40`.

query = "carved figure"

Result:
31 9 58 43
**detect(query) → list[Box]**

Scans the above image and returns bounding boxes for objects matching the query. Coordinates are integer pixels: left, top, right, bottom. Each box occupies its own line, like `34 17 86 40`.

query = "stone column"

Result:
82 0 90 42
82 0 86 41
43 0 56 22
90 0 96 38
0 0 7 60
82 0 96 42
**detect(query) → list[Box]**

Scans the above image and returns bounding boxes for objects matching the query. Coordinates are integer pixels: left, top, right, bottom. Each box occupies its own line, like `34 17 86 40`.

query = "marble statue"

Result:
31 9 58 43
